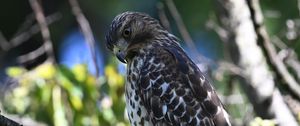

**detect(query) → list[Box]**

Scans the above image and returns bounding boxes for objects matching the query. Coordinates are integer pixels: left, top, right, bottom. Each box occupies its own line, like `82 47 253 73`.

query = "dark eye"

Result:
123 28 131 38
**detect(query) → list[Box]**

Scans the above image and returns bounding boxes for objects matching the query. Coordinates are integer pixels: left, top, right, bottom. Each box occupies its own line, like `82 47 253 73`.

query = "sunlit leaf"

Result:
103 108 116 124
3 63 128 126
52 86 68 126
105 66 124 87
116 122 127 126
9 87 31 113
69 87 83 110
35 63 56 79
86 75 96 86
250 117 276 126
80 115 99 126
6 67 26 77
13 86 29 98
72 64 88 82
40 84 52 106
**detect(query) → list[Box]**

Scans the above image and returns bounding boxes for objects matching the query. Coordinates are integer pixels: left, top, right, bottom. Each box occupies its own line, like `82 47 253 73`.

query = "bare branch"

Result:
13 13 35 38
68 0 99 77
298 0 300 16
272 36 300 82
0 13 61 51
215 0 298 125
156 2 171 32
17 45 46 63
0 32 10 51
205 18 229 42
284 95 300 116
165 0 193 44
28 0 55 63
247 0 300 99
165 0 210 64
205 15 231 60
215 61 245 80
271 36 288 50
12 13 60 50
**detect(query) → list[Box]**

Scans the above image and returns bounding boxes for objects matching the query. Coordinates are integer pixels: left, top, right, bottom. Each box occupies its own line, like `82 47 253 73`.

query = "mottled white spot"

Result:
168 92 176 104
179 110 187 118
205 91 212 101
200 76 205 85
216 106 222 114
222 108 231 126
154 75 162 81
160 82 169 96
174 97 184 110
195 118 200 125
162 105 167 115
149 57 155 63
187 116 193 123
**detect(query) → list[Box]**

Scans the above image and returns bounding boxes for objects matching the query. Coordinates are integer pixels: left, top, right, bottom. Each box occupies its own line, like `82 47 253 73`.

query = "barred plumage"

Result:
106 11 231 126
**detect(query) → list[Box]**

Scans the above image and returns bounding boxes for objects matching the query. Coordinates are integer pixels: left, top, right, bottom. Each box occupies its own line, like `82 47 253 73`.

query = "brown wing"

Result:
136 45 230 126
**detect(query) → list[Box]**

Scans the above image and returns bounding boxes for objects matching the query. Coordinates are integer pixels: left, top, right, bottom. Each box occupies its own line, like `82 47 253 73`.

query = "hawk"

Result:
106 12 231 126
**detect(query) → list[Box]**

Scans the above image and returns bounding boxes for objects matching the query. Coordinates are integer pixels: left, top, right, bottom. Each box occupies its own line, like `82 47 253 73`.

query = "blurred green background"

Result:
0 0 300 126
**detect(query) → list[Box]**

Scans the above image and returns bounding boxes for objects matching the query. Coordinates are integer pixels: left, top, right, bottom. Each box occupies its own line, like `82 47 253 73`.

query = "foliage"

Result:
250 117 276 126
3 63 129 126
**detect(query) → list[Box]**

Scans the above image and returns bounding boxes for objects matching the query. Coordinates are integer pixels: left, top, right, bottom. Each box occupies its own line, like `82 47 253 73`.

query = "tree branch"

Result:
164 0 212 64
17 45 46 63
284 95 300 116
0 13 61 51
156 2 171 32
247 0 300 99
205 17 229 42
28 0 55 63
68 0 99 77
272 36 300 82
215 0 298 125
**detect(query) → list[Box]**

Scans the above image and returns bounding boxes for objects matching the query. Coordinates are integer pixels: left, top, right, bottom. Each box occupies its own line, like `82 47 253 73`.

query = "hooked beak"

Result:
113 48 127 63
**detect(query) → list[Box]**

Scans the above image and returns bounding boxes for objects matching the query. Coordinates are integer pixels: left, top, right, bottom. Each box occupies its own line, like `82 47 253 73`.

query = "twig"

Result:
271 36 288 49
286 53 300 82
205 15 232 61
0 13 61 51
284 95 300 116
156 2 171 32
0 32 10 51
68 0 99 77
205 17 229 42
11 13 60 50
165 0 209 64
272 36 300 82
215 61 245 80
247 0 300 99
165 0 193 44
298 0 300 16
17 45 46 63
28 0 55 63
13 14 35 38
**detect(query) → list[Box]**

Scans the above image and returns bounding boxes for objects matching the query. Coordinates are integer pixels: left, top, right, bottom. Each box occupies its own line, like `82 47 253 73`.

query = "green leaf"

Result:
6 67 26 77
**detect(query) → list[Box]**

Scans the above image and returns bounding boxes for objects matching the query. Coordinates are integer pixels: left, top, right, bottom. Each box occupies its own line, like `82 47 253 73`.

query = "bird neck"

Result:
125 32 181 64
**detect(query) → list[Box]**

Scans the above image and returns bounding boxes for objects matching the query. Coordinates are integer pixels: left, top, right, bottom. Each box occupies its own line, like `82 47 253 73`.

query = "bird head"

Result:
105 11 165 63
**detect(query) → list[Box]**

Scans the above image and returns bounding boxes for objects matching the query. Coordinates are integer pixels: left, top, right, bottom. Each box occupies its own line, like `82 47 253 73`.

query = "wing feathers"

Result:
135 45 230 126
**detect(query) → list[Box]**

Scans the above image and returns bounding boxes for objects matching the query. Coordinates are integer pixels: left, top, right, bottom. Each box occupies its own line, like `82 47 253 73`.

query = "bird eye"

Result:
123 28 131 38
